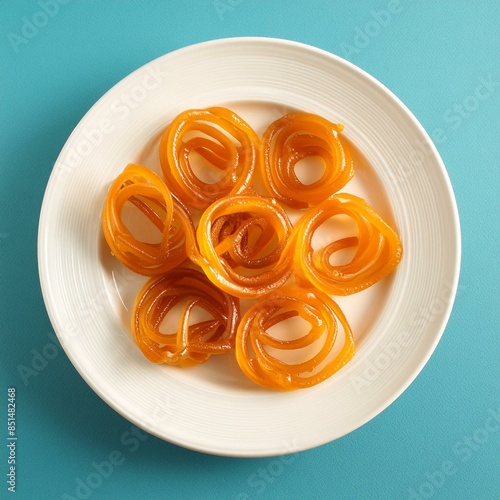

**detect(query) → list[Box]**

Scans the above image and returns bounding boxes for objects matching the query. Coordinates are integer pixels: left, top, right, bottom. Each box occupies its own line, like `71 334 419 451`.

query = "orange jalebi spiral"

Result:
194 195 294 299
132 268 240 366
293 193 403 295
260 112 354 209
235 285 355 390
102 164 194 275
160 107 259 209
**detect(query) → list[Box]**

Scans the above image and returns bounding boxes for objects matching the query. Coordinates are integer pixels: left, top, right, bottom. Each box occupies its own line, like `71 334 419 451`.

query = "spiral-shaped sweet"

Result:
236 285 355 390
260 112 353 209
160 107 259 209
132 268 240 366
195 195 294 298
293 193 403 295
102 164 193 275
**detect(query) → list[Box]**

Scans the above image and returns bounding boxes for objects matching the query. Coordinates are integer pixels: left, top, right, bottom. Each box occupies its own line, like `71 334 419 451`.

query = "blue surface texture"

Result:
1 1 499 499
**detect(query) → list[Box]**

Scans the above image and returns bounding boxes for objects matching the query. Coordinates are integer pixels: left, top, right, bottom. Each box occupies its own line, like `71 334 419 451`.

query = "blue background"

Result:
1 1 499 499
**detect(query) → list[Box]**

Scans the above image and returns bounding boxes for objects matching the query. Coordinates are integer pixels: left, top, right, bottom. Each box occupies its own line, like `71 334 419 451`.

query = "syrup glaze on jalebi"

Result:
101 164 193 275
194 195 294 299
132 268 240 366
261 112 353 209
160 107 259 209
292 193 403 295
235 285 355 390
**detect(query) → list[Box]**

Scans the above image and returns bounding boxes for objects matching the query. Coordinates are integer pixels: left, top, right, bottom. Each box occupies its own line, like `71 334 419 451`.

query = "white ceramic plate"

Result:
38 38 460 457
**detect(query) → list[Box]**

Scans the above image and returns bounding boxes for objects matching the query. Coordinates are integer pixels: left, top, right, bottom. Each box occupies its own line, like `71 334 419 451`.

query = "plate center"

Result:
100 100 394 392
